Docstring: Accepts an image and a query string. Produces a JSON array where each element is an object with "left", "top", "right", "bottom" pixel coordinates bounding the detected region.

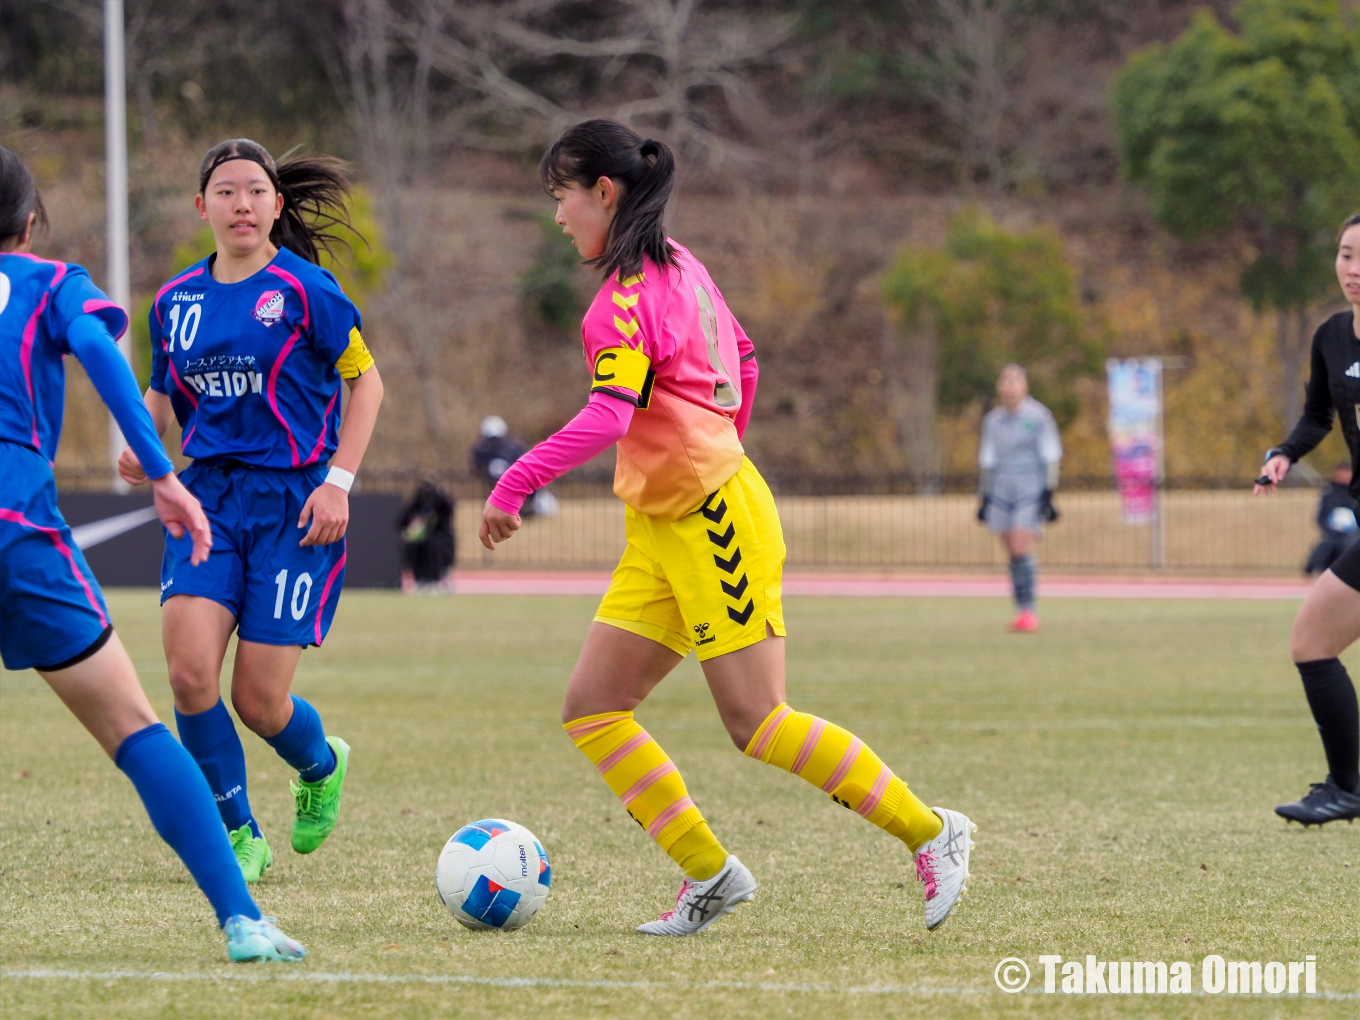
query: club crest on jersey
[{"left": 253, "top": 289, "right": 285, "bottom": 326}]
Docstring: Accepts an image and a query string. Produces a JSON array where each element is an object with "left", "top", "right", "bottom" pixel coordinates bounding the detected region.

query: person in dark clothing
[
  {"left": 471, "top": 416, "right": 527, "bottom": 490},
  {"left": 399, "top": 482, "right": 455, "bottom": 591},
  {"left": 1255, "top": 212, "right": 1360, "bottom": 826},
  {"left": 471, "top": 415, "right": 557, "bottom": 517},
  {"left": 1305, "top": 464, "right": 1358, "bottom": 577}
]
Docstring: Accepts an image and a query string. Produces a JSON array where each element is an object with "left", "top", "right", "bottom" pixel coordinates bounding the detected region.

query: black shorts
[{"left": 1329, "top": 538, "right": 1360, "bottom": 592}]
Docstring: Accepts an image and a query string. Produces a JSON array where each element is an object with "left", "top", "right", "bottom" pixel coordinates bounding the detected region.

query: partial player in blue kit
[
  {"left": 0, "top": 146, "right": 302, "bottom": 962},
  {"left": 120, "top": 138, "right": 384, "bottom": 882}
]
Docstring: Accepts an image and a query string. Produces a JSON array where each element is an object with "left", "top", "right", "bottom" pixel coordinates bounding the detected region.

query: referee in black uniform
[{"left": 1256, "top": 212, "right": 1360, "bottom": 825}]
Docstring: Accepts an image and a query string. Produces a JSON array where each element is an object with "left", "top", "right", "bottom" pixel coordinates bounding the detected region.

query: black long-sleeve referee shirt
[{"left": 1277, "top": 312, "right": 1360, "bottom": 497}]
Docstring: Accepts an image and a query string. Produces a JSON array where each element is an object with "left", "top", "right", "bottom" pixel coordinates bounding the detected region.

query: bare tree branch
[{"left": 397, "top": 0, "right": 794, "bottom": 173}]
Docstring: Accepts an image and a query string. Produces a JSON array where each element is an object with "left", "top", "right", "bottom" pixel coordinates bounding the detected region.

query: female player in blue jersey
[
  {"left": 119, "top": 139, "right": 384, "bottom": 882},
  {"left": 0, "top": 147, "right": 302, "bottom": 961}
]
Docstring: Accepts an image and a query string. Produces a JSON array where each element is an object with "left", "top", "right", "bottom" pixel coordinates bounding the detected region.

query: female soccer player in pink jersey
[{"left": 481, "top": 120, "right": 975, "bottom": 934}]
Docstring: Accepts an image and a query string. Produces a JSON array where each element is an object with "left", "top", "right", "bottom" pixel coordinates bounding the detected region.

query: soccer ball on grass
[{"left": 436, "top": 819, "right": 551, "bottom": 931}]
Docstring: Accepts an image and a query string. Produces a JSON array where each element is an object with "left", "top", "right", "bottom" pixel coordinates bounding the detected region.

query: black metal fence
[{"left": 56, "top": 467, "right": 1326, "bottom": 576}]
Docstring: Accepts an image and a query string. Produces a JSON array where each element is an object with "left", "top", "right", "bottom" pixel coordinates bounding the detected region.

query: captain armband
[
  {"left": 335, "top": 326, "right": 375, "bottom": 380},
  {"left": 591, "top": 346, "right": 655, "bottom": 408}
]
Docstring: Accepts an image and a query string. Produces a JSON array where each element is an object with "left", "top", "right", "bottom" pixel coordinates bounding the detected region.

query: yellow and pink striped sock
[
  {"left": 565, "top": 711, "right": 728, "bottom": 881},
  {"left": 745, "top": 704, "right": 943, "bottom": 851}
]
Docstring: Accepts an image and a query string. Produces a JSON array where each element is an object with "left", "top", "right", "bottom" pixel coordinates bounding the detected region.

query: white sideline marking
[
  {"left": 0, "top": 967, "right": 979, "bottom": 996},
  {"left": 4, "top": 968, "right": 1356, "bottom": 1000}
]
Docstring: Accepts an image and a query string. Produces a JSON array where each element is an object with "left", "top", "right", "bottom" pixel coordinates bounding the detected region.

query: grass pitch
[{"left": 2, "top": 592, "right": 1358, "bottom": 1019}]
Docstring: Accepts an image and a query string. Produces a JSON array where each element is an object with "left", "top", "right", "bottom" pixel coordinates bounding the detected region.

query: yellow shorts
[{"left": 595, "top": 457, "right": 787, "bottom": 660}]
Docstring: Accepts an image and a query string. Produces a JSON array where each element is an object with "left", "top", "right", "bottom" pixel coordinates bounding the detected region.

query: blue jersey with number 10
[{"left": 150, "top": 246, "right": 360, "bottom": 469}]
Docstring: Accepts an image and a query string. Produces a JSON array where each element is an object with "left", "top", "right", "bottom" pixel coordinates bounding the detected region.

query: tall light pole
[{"left": 104, "top": 0, "right": 132, "bottom": 492}]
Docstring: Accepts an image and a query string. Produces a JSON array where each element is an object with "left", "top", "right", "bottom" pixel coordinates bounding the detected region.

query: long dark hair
[
  {"left": 0, "top": 146, "right": 48, "bottom": 245},
  {"left": 198, "top": 138, "right": 358, "bottom": 264},
  {"left": 1342, "top": 212, "right": 1360, "bottom": 240},
  {"left": 539, "top": 119, "right": 678, "bottom": 281}
]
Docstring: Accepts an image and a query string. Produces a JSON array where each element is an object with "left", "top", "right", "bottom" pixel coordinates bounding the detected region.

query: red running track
[{"left": 450, "top": 570, "right": 1312, "bottom": 600}]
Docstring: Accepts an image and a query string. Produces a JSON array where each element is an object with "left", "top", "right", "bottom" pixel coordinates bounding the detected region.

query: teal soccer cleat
[{"left": 224, "top": 915, "right": 306, "bottom": 963}]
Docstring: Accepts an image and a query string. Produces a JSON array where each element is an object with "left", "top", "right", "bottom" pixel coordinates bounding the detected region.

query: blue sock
[
  {"left": 175, "top": 700, "right": 259, "bottom": 838},
  {"left": 116, "top": 724, "right": 260, "bottom": 927},
  {"left": 265, "top": 696, "right": 336, "bottom": 782},
  {"left": 1010, "top": 554, "right": 1037, "bottom": 610}
]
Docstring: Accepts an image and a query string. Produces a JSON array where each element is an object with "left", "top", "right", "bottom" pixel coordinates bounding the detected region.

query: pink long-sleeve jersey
[{"left": 491, "top": 242, "right": 756, "bottom": 519}]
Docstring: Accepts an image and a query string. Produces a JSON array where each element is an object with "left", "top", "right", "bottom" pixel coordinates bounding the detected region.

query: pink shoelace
[
  {"left": 915, "top": 851, "right": 939, "bottom": 900},
  {"left": 658, "top": 880, "right": 692, "bottom": 921}
]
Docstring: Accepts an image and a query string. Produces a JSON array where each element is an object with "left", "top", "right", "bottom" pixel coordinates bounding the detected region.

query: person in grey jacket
[{"left": 977, "top": 364, "right": 1062, "bottom": 631}]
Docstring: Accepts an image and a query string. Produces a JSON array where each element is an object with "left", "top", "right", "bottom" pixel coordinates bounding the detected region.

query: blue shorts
[
  {"left": 0, "top": 442, "right": 111, "bottom": 671},
  {"left": 162, "top": 460, "right": 346, "bottom": 646}
]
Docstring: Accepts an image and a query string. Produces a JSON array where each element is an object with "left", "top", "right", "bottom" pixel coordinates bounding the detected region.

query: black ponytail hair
[
  {"left": 1342, "top": 212, "right": 1360, "bottom": 240},
  {"left": 0, "top": 146, "right": 48, "bottom": 245},
  {"left": 198, "top": 138, "right": 359, "bottom": 264},
  {"left": 539, "top": 119, "right": 678, "bottom": 281}
]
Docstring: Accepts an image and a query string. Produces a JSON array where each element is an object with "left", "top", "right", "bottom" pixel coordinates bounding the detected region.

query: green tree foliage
[
  {"left": 1111, "top": 0, "right": 1360, "bottom": 418},
  {"left": 519, "top": 214, "right": 586, "bottom": 331},
  {"left": 128, "top": 186, "right": 390, "bottom": 388},
  {"left": 882, "top": 208, "right": 1101, "bottom": 426}
]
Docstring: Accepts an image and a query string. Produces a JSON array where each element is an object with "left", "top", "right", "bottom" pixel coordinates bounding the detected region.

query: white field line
[
  {"left": 936, "top": 716, "right": 1314, "bottom": 731},
  {"left": 0, "top": 967, "right": 978, "bottom": 996},
  {"left": 4, "top": 968, "right": 1356, "bottom": 1000}
]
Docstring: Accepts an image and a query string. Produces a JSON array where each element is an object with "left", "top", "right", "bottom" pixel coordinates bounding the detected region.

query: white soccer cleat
[
  {"left": 636, "top": 856, "right": 757, "bottom": 936},
  {"left": 914, "top": 807, "right": 975, "bottom": 931}
]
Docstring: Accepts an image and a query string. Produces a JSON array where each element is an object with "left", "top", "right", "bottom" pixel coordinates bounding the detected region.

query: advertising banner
[{"left": 1107, "top": 358, "right": 1162, "bottom": 525}]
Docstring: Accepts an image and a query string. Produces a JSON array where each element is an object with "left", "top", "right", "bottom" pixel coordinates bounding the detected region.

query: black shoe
[{"left": 1275, "top": 775, "right": 1360, "bottom": 826}]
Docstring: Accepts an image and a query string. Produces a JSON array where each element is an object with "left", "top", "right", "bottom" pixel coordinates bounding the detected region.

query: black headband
[{"left": 201, "top": 148, "right": 279, "bottom": 190}]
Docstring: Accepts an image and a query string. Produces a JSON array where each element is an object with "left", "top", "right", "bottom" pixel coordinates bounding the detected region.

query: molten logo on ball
[{"left": 436, "top": 819, "right": 551, "bottom": 931}]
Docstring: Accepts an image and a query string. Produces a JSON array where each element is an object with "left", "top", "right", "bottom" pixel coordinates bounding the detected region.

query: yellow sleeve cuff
[
  {"left": 335, "top": 326, "right": 375, "bottom": 380},
  {"left": 591, "top": 346, "right": 654, "bottom": 407}
]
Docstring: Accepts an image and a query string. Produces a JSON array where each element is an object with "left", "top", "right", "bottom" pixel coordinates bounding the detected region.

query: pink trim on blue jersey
[
  {"left": 149, "top": 249, "right": 358, "bottom": 470},
  {"left": 0, "top": 507, "right": 109, "bottom": 630},
  {"left": 304, "top": 389, "right": 340, "bottom": 466},
  {"left": 82, "top": 299, "right": 129, "bottom": 341},
  {"left": 267, "top": 264, "right": 310, "bottom": 328},
  {"left": 19, "top": 290, "right": 52, "bottom": 452},
  {"left": 152, "top": 267, "right": 207, "bottom": 440},
  {"left": 154, "top": 267, "right": 204, "bottom": 325},
  {"left": 313, "top": 549, "right": 346, "bottom": 645},
  {"left": 15, "top": 258, "right": 68, "bottom": 454},
  {"left": 264, "top": 323, "right": 305, "bottom": 467},
  {"left": 6, "top": 252, "right": 68, "bottom": 275},
  {"left": 263, "top": 264, "right": 313, "bottom": 468}
]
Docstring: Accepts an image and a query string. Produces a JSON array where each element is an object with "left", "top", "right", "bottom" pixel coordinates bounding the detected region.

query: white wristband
[{"left": 325, "top": 466, "right": 355, "bottom": 492}]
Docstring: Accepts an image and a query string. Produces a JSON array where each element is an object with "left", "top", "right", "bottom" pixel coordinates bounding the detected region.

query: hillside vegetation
[{"left": 3, "top": 0, "right": 1357, "bottom": 484}]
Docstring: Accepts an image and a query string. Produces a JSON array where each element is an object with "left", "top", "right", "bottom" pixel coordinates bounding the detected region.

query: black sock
[{"left": 1295, "top": 659, "right": 1360, "bottom": 794}]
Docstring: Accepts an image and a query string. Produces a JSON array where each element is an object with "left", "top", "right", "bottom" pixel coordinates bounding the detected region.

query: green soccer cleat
[
  {"left": 228, "top": 824, "right": 272, "bottom": 883},
  {"left": 224, "top": 915, "right": 305, "bottom": 963},
  {"left": 290, "top": 736, "right": 350, "bottom": 854}
]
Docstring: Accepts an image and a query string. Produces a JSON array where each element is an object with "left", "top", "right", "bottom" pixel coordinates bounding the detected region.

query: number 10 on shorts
[{"left": 274, "top": 569, "right": 313, "bottom": 620}]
